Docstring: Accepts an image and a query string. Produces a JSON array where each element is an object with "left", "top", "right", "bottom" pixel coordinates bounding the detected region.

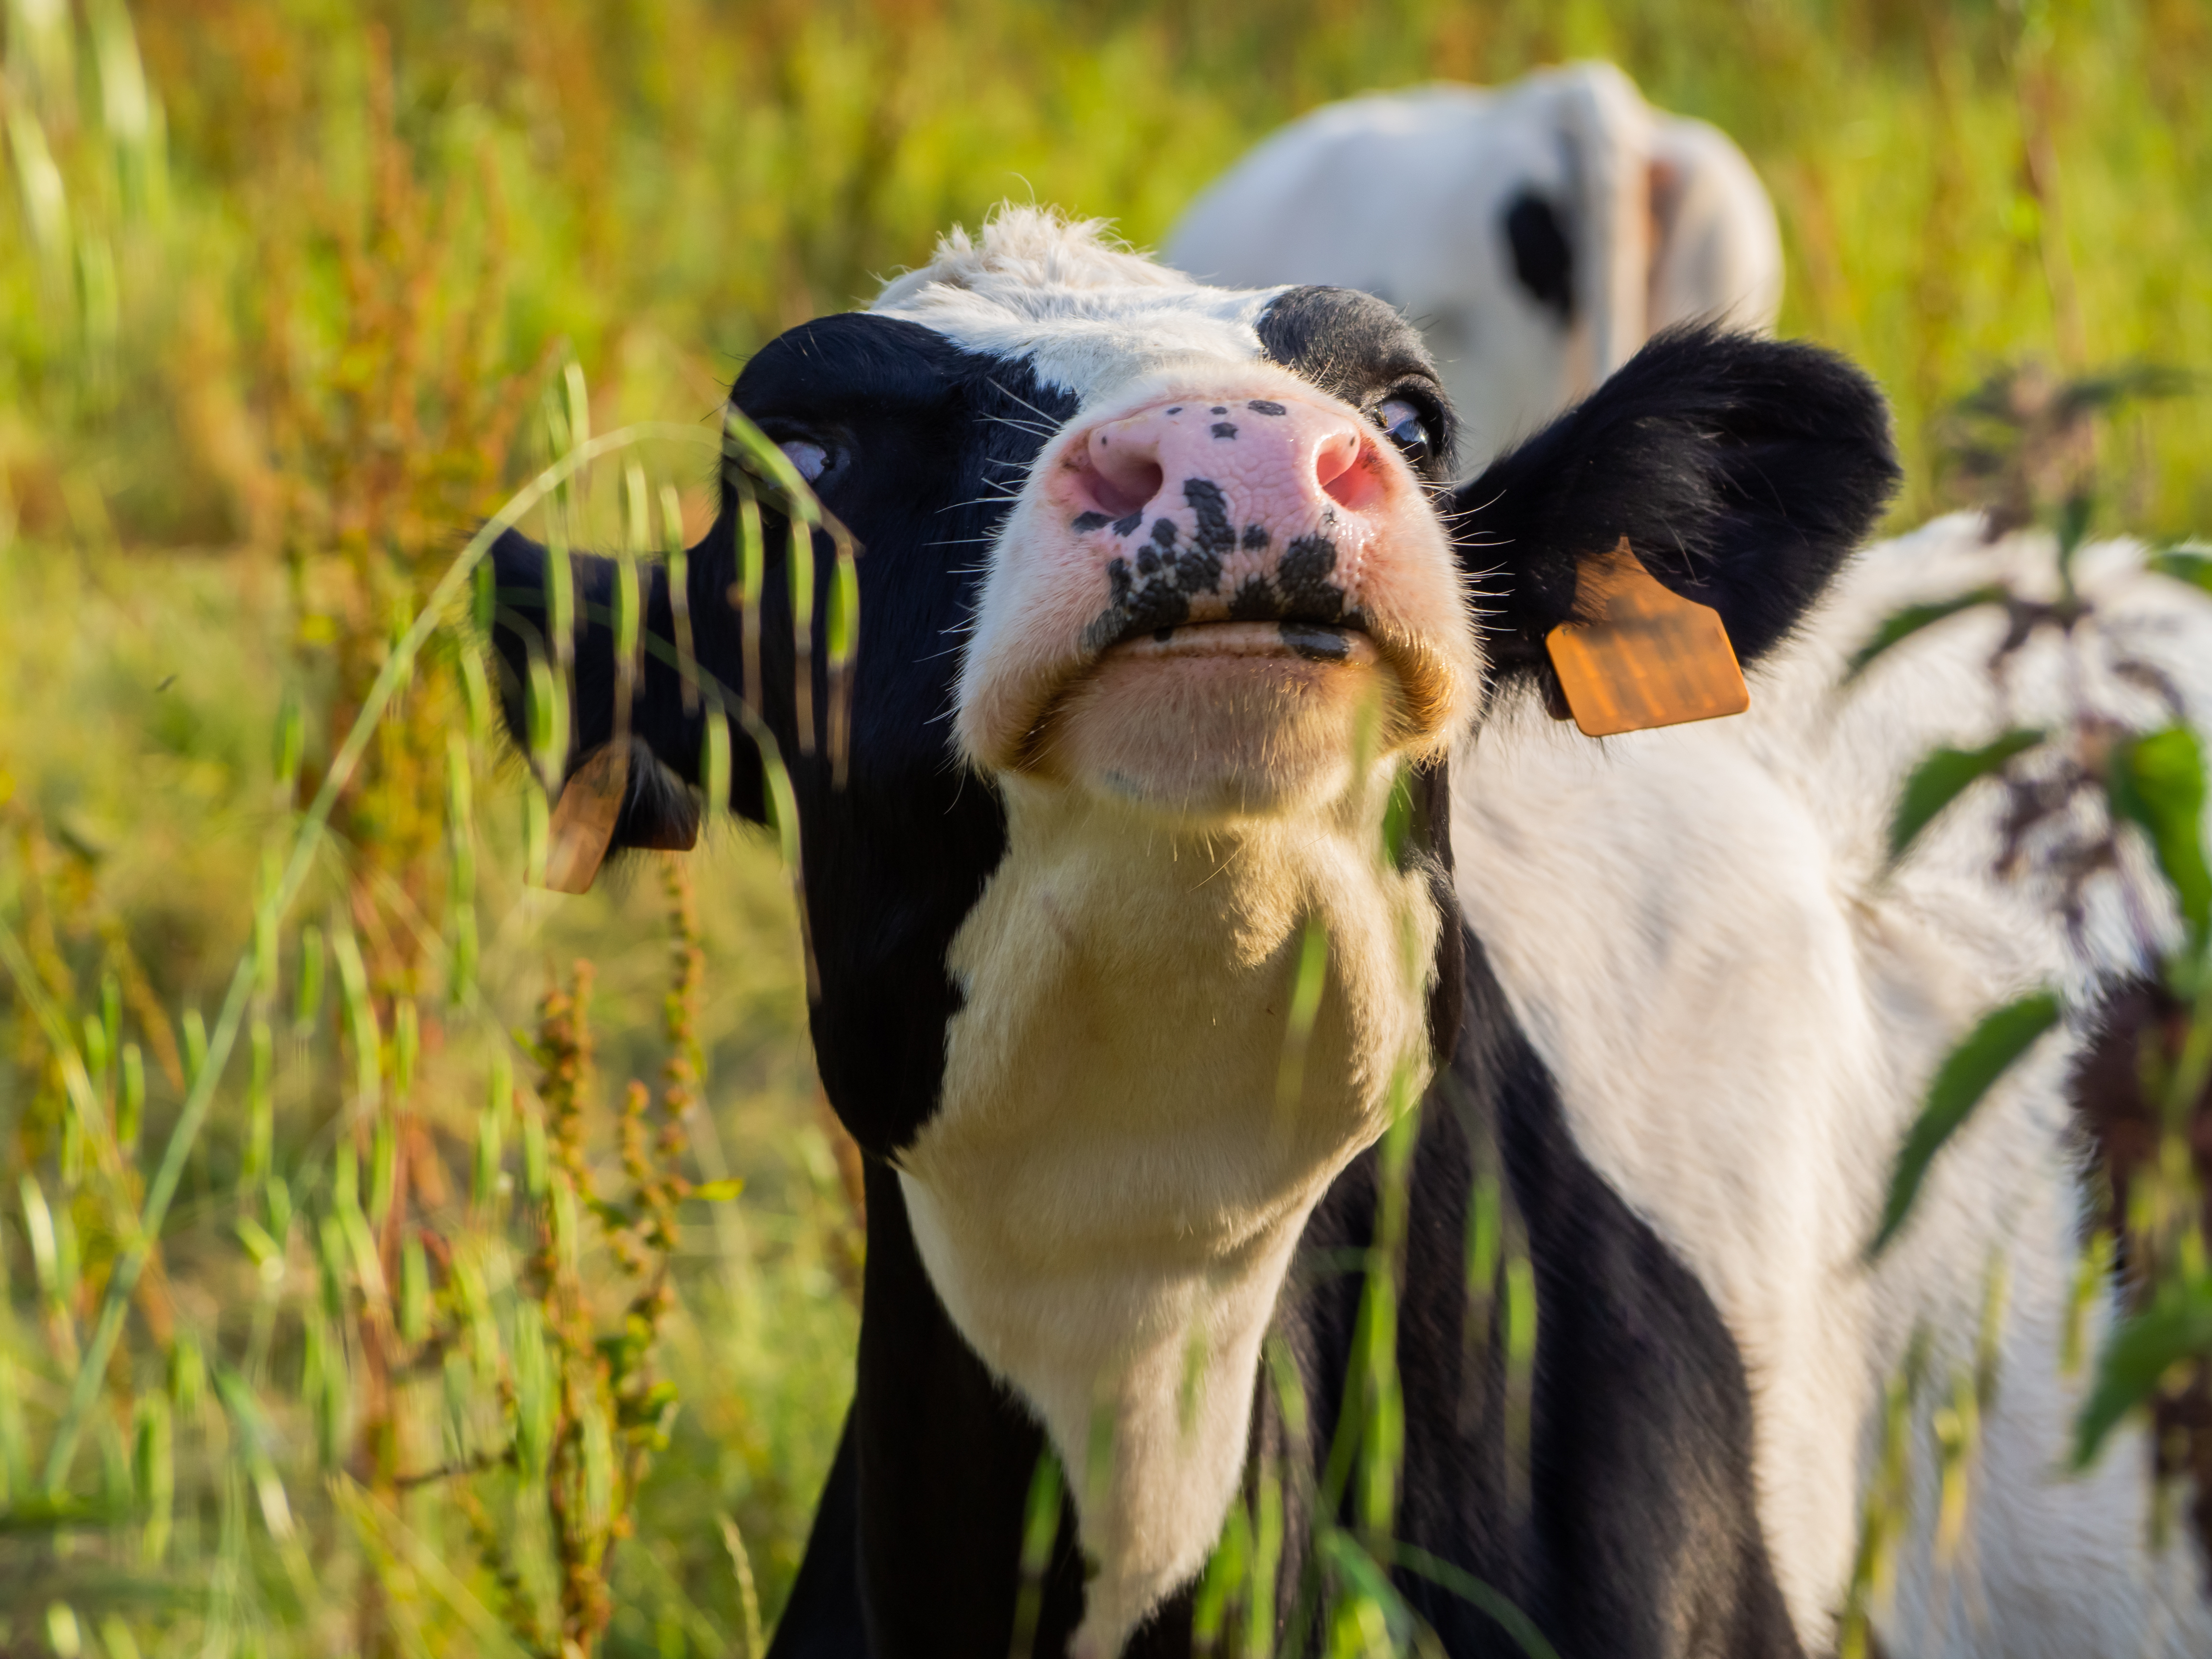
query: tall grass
[{"left": 1, "top": 0, "right": 2209, "bottom": 1654}]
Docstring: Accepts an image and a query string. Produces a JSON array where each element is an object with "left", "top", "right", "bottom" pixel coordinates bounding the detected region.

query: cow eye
[
  {"left": 1375, "top": 397, "right": 1434, "bottom": 468},
  {"left": 779, "top": 439, "right": 833, "bottom": 483}
]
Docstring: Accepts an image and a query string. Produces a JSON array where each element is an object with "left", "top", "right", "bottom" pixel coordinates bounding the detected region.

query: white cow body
[
  {"left": 1458, "top": 515, "right": 2212, "bottom": 1655},
  {"left": 1167, "top": 63, "right": 1784, "bottom": 469}
]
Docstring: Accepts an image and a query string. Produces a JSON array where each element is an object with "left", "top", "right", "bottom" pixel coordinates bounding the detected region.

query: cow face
[{"left": 486, "top": 208, "right": 1896, "bottom": 1656}]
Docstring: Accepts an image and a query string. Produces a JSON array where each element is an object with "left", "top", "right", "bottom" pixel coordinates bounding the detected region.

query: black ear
[
  {"left": 1449, "top": 325, "right": 1900, "bottom": 682},
  {"left": 485, "top": 526, "right": 766, "bottom": 846}
]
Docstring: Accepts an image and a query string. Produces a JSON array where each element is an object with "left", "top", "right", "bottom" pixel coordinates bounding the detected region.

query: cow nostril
[
  {"left": 1316, "top": 431, "right": 1384, "bottom": 513},
  {"left": 1075, "top": 453, "right": 1165, "bottom": 519}
]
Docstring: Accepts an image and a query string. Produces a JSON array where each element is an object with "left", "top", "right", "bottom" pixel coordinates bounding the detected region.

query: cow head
[{"left": 487, "top": 209, "right": 1895, "bottom": 1653}]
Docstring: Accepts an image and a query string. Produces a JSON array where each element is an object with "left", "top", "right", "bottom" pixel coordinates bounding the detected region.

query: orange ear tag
[
  {"left": 543, "top": 742, "right": 629, "bottom": 894},
  {"left": 1544, "top": 538, "right": 1750, "bottom": 738}
]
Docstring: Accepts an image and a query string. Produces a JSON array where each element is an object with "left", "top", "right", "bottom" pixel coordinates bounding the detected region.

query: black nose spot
[
  {"left": 1153, "top": 627, "right": 1175, "bottom": 643},
  {"left": 1166, "top": 406, "right": 1183, "bottom": 416},
  {"left": 1111, "top": 510, "right": 1144, "bottom": 537},
  {"left": 1210, "top": 406, "right": 1227, "bottom": 415},
  {"left": 1228, "top": 575, "right": 1277, "bottom": 621},
  {"left": 1241, "top": 524, "right": 1271, "bottom": 551},
  {"left": 1072, "top": 511, "right": 1110, "bottom": 533},
  {"left": 1247, "top": 400, "right": 1287, "bottom": 417},
  {"left": 1211, "top": 422, "right": 1238, "bottom": 440},
  {"left": 1276, "top": 534, "right": 1345, "bottom": 624},
  {"left": 1183, "top": 479, "right": 1235, "bottom": 565},
  {"left": 1150, "top": 518, "right": 1178, "bottom": 551}
]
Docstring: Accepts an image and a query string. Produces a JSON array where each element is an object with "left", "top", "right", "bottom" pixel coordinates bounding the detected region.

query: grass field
[{"left": 2, "top": 1, "right": 2210, "bottom": 1654}]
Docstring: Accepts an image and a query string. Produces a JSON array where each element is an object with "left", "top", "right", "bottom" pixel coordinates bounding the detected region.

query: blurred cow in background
[{"left": 1167, "top": 62, "right": 1784, "bottom": 470}]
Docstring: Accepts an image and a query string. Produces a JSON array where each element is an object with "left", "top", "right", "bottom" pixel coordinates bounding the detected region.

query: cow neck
[{"left": 895, "top": 762, "right": 1441, "bottom": 1655}]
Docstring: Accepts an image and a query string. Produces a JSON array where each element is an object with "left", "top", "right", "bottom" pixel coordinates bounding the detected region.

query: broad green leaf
[
  {"left": 2072, "top": 1274, "right": 2212, "bottom": 1469},
  {"left": 1870, "top": 991, "right": 2063, "bottom": 1258},
  {"left": 1888, "top": 730, "right": 2045, "bottom": 865},
  {"left": 1847, "top": 586, "right": 2009, "bottom": 681},
  {"left": 2107, "top": 725, "right": 2212, "bottom": 943},
  {"left": 2149, "top": 549, "right": 2212, "bottom": 596}
]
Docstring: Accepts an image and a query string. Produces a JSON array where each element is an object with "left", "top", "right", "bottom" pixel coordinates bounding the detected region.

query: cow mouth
[
  {"left": 1009, "top": 611, "right": 1462, "bottom": 818},
  {"left": 1102, "top": 618, "right": 1380, "bottom": 668}
]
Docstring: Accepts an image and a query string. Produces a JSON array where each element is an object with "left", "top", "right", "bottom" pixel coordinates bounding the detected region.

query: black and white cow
[
  {"left": 489, "top": 210, "right": 2212, "bottom": 1657},
  {"left": 1167, "top": 64, "right": 1785, "bottom": 472}
]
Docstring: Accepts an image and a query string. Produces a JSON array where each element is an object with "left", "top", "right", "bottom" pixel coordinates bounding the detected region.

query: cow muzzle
[{"left": 956, "top": 376, "right": 1479, "bottom": 817}]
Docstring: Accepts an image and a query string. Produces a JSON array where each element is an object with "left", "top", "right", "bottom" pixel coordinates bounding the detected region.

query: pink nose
[{"left": 1048, "top": 393, "right": 1398, "bottom": 644}]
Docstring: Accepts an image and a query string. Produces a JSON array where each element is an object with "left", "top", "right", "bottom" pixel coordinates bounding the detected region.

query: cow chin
[{"left": 1034, "top": 623, "right": 1410, "bottom": 820}]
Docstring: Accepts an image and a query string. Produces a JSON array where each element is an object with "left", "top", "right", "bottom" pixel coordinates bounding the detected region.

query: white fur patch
[
  {"left": 1455, "top": 515, "right": 2212, "bottom": 1654},
  {"left": 901, "top": 767, "right": 1439, "bottom": 1656},
  {"left": 873, "top": 208, "right": 1287, "bottom": 406}
]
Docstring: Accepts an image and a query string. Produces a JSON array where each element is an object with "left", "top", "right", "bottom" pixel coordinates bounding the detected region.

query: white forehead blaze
[{"left": 870, "top": 207, "right": 1288, "bottom": 403}]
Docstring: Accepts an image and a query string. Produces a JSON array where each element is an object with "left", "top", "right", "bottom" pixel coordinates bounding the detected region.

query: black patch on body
[
  {"left": 1503, "top": 190, "right": 1575, "bottom": 324},
  {"left": 1270, "top": 928, "right": 1803, "bottom": 1659}
]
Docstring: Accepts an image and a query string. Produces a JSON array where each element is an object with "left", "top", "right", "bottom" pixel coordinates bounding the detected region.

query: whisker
[{"left": 988, "top": 377, "right": 1069, "bottom": 426}]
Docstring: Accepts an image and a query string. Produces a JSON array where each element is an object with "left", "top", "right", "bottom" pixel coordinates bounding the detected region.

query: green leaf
[
  {"left": 2107, "top": 724, "right": 2212, "bottom": 943},
  {"left": 1847, "top": 586, "right": 2009, "bottom": 681},
  {"left": 1888, "top": 729, "right": 2045, "bottom": 865},
  {"left": 1869, "top": 991, "right": 2063, "bottom": 1258},
  {"left": 2072, "top": 1274, "right": 2212, "bottom": 1469},
  {"left": 2148, "top": 549, "right": 2212, "bottom": 596}
]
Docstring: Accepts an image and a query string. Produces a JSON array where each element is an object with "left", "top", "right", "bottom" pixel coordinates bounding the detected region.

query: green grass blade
[
  {"left": 1869, "top": 991, "right": 2062, "bottom": 1258},
  {"left": 36, "top": 420, "right": 724, "bottom": 1495},
  {"left": 1387, "top": 1542, "right": 1561, "bottom": 1659}
]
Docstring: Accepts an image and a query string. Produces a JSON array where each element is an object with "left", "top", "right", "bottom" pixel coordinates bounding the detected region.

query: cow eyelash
[{"left": 1373, "top": 394, "right": 1440, "bottom": 469}]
